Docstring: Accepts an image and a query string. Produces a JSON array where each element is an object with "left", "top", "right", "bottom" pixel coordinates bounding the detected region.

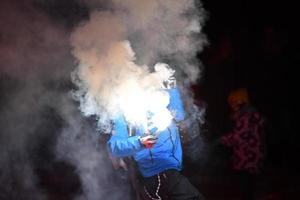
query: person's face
[{"left": 228, "top": 100, "right": 240, "bottom": 112}]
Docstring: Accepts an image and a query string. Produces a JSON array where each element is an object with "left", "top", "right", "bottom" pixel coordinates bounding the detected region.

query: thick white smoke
[
  {"left": 71, "top": 0, "right": 207, "bottom": 132},
  {"left": 0, "top": 0, "right": 207, "bottom": 199},
  {"left": 0, "top": 0, "right": 72, "bottom": 199},
  {"left": 56, "top": 98, "right": 133, "bottom": 200}
]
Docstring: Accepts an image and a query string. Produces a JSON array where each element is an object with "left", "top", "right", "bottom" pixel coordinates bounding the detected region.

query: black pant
[
  {"left": 142, "top": 169, "right": 205, "bottom": 200},
  {"left": 237, "top": 171, "right": 254, "bottom": 200}
]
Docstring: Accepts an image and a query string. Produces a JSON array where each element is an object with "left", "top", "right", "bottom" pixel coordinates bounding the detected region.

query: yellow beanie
[{"left": 228, "top": 88, "right": 249, "bottom": 107}]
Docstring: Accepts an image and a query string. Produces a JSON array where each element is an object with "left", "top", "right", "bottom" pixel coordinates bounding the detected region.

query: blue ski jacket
[{"left": 107, "top": 87, "right": 185, "bottom": 177}]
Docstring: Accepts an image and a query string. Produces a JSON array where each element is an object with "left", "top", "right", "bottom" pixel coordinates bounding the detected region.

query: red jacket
[{"left": 222, "top": 105, "right": 265, "bottom": 173}]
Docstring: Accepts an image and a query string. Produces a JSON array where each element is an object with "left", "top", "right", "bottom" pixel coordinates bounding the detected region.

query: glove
[
  {"left": 154, "top": 63, "right": 176, "bottom": 89},
  {"left": 163, "top": 76, "right": 176, "bottom": 89},
  {"left": 139, "top": 134, "right": 157, "bottom": 148}
]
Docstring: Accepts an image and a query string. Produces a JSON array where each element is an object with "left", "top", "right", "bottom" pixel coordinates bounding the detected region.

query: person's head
[{"left": 227, "top": 88, "right": 249, "bottom": 112}]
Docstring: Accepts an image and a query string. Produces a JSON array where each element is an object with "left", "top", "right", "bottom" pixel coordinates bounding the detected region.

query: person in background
[
  {"left": 221, "top": 88, "right": 265, "bottom": 200},
  {"left": 107, "top": 76, "right": 204, "bottom": 200}
]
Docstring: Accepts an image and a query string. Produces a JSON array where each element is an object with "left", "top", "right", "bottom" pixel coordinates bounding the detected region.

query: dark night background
[
  {"left": 0, "top": 0, "right": 299, "bottom": 199},
  {"left": 200, "top": 0, "right": 298, "bottom": 170},
  {"left": 192, "top": 1, "right": 299, "bottom": 199}
]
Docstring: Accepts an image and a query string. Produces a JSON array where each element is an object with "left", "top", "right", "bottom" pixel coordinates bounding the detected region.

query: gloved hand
[
  {"left": 154, "top": 63, "right": 176, "bottom": 89},
  {"left": 163, "top": 76, "right": 176, "bottom": 89},
  {"left": 139, "top": 134, "right": 157, "bottom": 148}
]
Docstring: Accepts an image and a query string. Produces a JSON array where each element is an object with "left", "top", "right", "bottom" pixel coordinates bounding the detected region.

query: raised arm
[{"left": 167, "top": 87, "right": 185, "bottom": 122}]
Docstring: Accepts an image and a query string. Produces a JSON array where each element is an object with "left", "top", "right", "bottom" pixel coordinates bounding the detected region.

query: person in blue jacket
[{"left": 108, "top": 85, "right": 204, "bottom": 200}]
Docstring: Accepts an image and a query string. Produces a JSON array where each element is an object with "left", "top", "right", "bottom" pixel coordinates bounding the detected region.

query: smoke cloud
[
  {"left": 0, "top": 0, "right": 207, "bottom": 199},
  {"left": 0, "top": 0, "right": 73, "bottom": 199},
  {"left": 0, "top": 0, "right": 150, "bottom": 199},
  {"left": 71, "top": 0, "right": 207, "bottom": 134},
  {"left": 55, "top": 99, "right": 133, "bottom": 200}
]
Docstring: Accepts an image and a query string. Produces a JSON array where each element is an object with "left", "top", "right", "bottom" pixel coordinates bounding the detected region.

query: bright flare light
[{"left": 116, "top": 75, "right": 173, "bottom": 134}]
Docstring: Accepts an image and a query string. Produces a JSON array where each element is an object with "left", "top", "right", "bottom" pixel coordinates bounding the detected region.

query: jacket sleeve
[
  {"left": 167, "top": 87, "right": 185, "bottom": 122},
  {"left": 107, "top": 115, "right": 144, "bottom": 157}
]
